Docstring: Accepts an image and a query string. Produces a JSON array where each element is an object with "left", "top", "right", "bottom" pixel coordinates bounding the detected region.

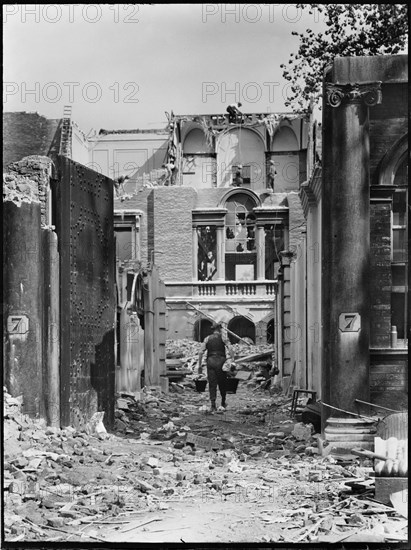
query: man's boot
[{"left": 210, "top": 401, "right": 217, "bottom": 412}]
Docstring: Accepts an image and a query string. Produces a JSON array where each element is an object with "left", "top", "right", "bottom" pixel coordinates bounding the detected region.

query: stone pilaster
[
  {"left": 216, "top": 226, "right": 225, "bottom": 281},
  {"left": 322, "top": 81, "right": 382, "bottom": 429},
  {"left": 256, "top": 226, "right": 266, "bottom": 280},
  {"left": 192, "top": 227, "right": 198, "bottom": 280}
]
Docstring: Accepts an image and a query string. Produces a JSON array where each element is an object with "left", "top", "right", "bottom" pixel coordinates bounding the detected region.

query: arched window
[{"left": 225, "top": 193, "right": 257, "bottom": 280}]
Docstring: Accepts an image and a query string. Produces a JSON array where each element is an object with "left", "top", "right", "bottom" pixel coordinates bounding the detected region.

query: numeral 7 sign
[
  {"left": 339, "top": 312, "right": 361, "bottom": 332},
  {"left": 7, "top": 315, "right": 29, "bottom": 334}
]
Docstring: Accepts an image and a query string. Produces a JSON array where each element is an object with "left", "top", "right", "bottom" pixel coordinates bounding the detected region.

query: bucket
[
  {"left": 195, "top": 379, "right": 208, "bottom": 393},
  {"left": 226, "top": 377, "right": 240, "bottom": 394}
]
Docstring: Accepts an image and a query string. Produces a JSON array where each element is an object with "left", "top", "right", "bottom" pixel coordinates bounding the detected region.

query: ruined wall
[
  {"left": 150, "top": 187, "right": 196, "bottom": 281},
  {"left": 6, "top": 156, "right": 54, "bottom": 227},
  {"left": 3, "top": 112, "right": 62, "bottom": 170},
  {"left": 3, "top": 156, "right": 59, "bottom": 424}
]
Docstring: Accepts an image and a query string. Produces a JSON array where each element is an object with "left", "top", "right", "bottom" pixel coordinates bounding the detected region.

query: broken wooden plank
[
  {"left": 235, "top": 351, "right": 272, "bottom": 363},
  {"left": 120, "top": 517, "right": 162, "bottom": 533}
]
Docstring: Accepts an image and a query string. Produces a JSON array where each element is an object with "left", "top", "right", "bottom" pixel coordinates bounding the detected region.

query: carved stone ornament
[{"left": 326, "top": 82, "right": 382, "bottom": 108}]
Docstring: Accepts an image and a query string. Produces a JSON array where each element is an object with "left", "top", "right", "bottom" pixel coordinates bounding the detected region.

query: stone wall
[
  {"left": 3, "top": 112, "right": 61, "bottom": 170},
  {"left": 150, "top": 188, "right": 196, "bottom": 281},
  {"left": 3, "top": 156, "right": 59, "bottom": 424}
]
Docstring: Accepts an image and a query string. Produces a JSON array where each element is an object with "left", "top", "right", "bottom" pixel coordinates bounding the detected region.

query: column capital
[{"left": 325, "top": 81, "right": 382, "bottom": 108}]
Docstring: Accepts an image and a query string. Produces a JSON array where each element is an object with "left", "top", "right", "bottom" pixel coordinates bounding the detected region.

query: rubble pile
[
  {"left": 4, "top": 383, "right": 408, "bottom": 543},
  {"left": 165, "top": 339, "right": 277, "bottom": 393}
]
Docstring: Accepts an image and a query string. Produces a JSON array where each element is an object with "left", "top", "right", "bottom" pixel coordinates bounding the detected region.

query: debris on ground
[{"left": 3, "top": 375, "right": 408, "bottom": 543}]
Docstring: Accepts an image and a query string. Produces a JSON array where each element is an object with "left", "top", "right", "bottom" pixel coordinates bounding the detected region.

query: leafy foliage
[{"left": 281, "top": 4, "right": 409, "bottom": 113}]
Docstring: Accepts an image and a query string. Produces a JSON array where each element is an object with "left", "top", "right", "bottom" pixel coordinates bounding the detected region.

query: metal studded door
[{"left": 56, "top": 156, "right": 115, "bottom": 428}]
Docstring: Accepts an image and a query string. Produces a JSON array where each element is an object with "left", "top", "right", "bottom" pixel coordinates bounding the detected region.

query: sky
[{"left": 3, "top": 4, "right": 328, "bottom": 134}]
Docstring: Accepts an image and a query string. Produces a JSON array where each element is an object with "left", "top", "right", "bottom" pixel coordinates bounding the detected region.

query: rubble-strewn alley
[{"left": 4, "top": 342, "right": 407, "bottom": 544}]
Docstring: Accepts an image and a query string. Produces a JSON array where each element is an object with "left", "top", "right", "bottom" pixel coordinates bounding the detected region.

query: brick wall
[
  {"left": 3, "top": 112, "right": 62, "bottom": 170},
  {"left": 370, "top": 202, "right": 392, "bottom": 348},
  {"left": 370, "top": 351, "right": 408, "bottom": 410}
]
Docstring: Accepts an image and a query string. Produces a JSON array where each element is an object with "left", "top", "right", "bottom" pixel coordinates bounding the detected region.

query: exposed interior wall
[
  {"left": 182, "top": 155, "right": 216, "bottom": 189},
  {"left": 90, "top": 131, "right": 169, "bottom": 182},
  {"left": 268, "top": 152, "right": 301, "bottom": 193},
  {"left": 216, "top": 128, "right": 266, "bottom": 189}
]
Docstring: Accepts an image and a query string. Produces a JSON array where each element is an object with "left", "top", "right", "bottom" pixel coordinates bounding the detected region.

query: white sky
[{"left": 3, "top": 4, "right": 327, "bottom": 133}]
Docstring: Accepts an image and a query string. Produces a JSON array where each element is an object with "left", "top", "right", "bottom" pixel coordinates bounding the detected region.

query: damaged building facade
[
  {"left": 3, "top": 54, "right": 407, "bottom": 429},
  {"left": 89, "top": 112, "right": 309, "bottom": 395}
]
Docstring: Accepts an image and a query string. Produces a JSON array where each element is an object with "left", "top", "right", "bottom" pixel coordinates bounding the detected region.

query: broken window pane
[
  {"left": 115, "top": 227, "right": 133, "bottom": 262},
  {"left": 197, "top": 226, "right": 217, "bottom": 281}
]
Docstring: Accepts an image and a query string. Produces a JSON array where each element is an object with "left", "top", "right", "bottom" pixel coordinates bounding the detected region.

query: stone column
[
  {"left": 322, "top": 82, "right": 382, "bottom": 424},
  {"left": 216, "top": 226, "right": 225, "bottom": 281},
  {"left": 256, "top": 226, "right": 265, "bottom": 280}
]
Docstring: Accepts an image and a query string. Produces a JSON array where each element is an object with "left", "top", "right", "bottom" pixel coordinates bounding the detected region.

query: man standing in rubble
[{"left": 198, "top": 323, "right": 234, "bottom": 412}]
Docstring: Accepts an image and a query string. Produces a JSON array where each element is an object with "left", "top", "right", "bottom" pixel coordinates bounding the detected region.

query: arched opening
[
  {"left": 193, "top": 318, "right": 214, "bottom": 342},
  {"left": 216, "top": 128, "right": 265, "bottom": 188},
  {"left": 267, "top": 318, "right": 275, "bottom": 344},
  {"left": 228, "top": 316, "right": 255, "bottom": 344},
  {"left": 272, "top": 125, "right": 299, "bottom": 151},
  {"left": 183, "top": 128, "right": 212, "bottom": 154}
]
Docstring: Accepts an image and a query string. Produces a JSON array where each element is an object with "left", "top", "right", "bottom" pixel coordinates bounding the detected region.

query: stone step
[
  {"left": 324, "top": 432, "right": 375, "bottom": 442},
  {"left": 325, "top": 426, "right": 376, "bottom": 434}
]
